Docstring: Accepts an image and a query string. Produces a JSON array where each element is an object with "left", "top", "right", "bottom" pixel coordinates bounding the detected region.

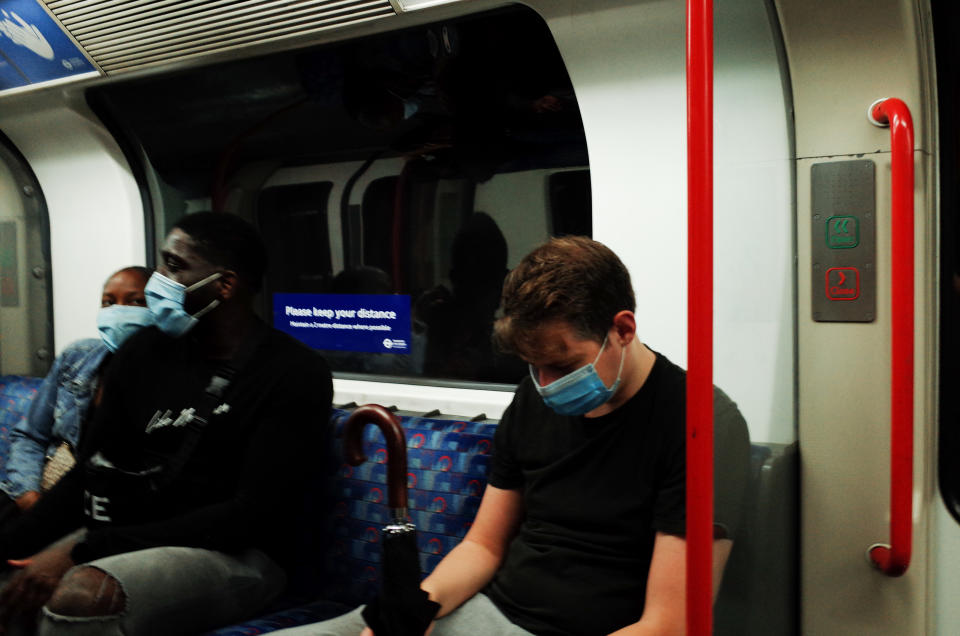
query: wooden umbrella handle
[{"left": 343, "top": 404, "right": 408, "bottom": 511}]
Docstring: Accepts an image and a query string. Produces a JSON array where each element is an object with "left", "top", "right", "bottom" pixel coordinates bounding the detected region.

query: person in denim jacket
[{"left": 0, "top": 266, "right": 153, "bottom": 524}]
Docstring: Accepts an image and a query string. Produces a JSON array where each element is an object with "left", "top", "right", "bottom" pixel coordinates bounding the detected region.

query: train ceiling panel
[{"left": 44, "top": 0, "right": 398, "bottom": 74}]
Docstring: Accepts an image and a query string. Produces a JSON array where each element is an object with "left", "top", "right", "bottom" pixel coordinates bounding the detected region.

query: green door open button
[{"left": 826, "top": 215, "right": 859, "bottom": 248}]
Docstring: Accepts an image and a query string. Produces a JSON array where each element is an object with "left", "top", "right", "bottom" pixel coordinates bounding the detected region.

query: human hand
[
  {"left": 0, "top": 542, "right": 75, "bottom": 631},
  {"left": 14, "top": 491, "right": 40, "bottom": 512}
]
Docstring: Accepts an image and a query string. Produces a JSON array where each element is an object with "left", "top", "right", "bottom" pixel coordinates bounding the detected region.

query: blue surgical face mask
[
  {"left": 145, "top": 271, "right": 222, "bottom": 338},
  {"left": 531, "top": 335, "right": 626, "bottom": 416},
  {"left": 96, "top": 305, "right": 155, "bottom": 352}
]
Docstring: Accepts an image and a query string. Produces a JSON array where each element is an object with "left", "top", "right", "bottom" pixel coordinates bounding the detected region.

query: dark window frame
[{"left": 933, "top": 0, "right": 960, "bottom": 524}]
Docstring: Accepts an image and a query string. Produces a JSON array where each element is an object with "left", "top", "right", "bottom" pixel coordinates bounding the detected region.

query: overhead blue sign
[
  {"left": 0, "top": 0, "right": 96, "bottom": 90},
  {"left": 274, "top": 293, "right": 412, "bottom": 355}
]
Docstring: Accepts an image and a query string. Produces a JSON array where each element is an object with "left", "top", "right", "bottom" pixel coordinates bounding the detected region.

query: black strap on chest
[{"left": 150, "top": 321, "right": 267, "bottom": 491}]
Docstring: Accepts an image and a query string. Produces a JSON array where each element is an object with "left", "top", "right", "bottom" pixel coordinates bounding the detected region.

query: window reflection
[{"left": 89, "top": 5, "right": 589, "bottom": 386}]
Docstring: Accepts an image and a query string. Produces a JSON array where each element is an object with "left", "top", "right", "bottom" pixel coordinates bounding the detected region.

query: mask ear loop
[
  {"left": 192, "top": 299, "right": 221, "bottom": 319},
  {"left": 593, "top": 333, "right": 625, "bottom": 390},
  {"left": 590, "top": 334, "right": 611, "bottom": 365},
  {"left": 185, "top": 272, "right": 222, "bottom": 292},
  {"left": 186, "top": 272, "right": 224, "bottom": 319},
  {"left": 611, "top": 340, "right": 627, "bottom": 383}
]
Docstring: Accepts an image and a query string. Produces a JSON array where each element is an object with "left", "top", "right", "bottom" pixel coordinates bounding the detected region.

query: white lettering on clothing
[
  {"left": 84, "top": 491, "right": 112, "bottom": 522},
  {"left": 145, "top": 409, "right": 173, "bottom": 434},
  {"left": 145, "top": 407, "right": 196, "bottom": 434}
]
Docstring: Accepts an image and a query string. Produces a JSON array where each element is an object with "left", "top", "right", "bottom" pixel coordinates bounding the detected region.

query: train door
[
  {"left": 0, "top": 134, "right": 52, "bottom": 377},
  {"left": 776, "top": 1, "right": 940, "bottom": 633}
]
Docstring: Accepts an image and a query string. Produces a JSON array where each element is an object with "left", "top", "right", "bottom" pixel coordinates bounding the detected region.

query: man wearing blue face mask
[
  {"left": 0, "top": 266, "right": 152, "bottom": 527},
  {"left": 434, "top": 237, "right": 747, "bottom": 635},
  {"left": 0, "top": 213, "right": 333, "bottom": 635},
  {"left": 278, "top": 236, "right": 749, "bottom": 636},
  {"left": 476, "top": 237, "right": 747, "bottom": 636}
]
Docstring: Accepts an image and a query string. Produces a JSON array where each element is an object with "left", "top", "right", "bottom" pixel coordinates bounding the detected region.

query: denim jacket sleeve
[{"left": 1, "top": 340, "right": 107, "bottom": 498}]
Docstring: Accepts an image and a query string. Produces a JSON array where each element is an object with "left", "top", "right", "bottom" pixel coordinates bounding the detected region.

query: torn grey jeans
[{"left": 37, "top": 546, "right": 285, "bottom": 636}]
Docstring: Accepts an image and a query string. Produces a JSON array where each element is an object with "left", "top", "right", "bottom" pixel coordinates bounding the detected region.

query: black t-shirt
[
  {"left": 485, "top": 351, "right": 750, "bottom": 636},
  {"left": 0, "top": 323, "right": 333, "bottom": 568}
]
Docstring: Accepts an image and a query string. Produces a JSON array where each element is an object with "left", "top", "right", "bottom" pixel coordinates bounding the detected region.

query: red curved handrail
[
  {"left": 868, "top": 98, "right": 915, "bottom": 577},
  {"left": 343, "top": 404, "right": 409, "bottom": 511},
  {"left": 686, "top": 0, "right": 713, "bottom": 633}
]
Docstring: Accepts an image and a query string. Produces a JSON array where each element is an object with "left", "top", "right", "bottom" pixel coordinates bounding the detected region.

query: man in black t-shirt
[
  {"left": 279, "top": 236, "right": 749, "bottom": 636},
  {"left": 480, "top": 344, "right": 748, "bottom": 635},
  {"left": 0, "top": 213, "right": 333, "bottom": 635},
  {"left": 422, "top": 236, "right": 749, "bottom": 635}
]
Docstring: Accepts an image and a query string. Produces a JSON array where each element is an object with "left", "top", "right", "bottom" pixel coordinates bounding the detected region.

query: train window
[
  {"left": 87, "top": 5, "right": 588, "bottom": 386},
  {"left": 0, "top": 133, "right": 53, "bottom": 377}
]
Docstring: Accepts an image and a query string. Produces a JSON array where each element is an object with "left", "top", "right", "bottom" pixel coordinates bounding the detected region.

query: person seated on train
[
  {"left": 0, "top": 265, "right": 153, "bottom": 528},
  {"left": 271, "top": 235, "right": 750, "bottom": 636},
  {"left": 0, "top": 212, "right": 334, "bottom": 635}
]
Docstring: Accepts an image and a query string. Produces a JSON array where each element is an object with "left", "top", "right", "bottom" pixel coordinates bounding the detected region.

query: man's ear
[
  {"left": 217, "top": 270, "right": 240, "bottom": 300},
  {"left": 612, "top": 310, "right": 637, "bottom": 346}
]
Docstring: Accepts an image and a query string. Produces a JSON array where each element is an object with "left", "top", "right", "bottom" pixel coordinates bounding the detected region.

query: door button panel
[{"left": 811, "top": 160, "right": 876, "bottom": 322}]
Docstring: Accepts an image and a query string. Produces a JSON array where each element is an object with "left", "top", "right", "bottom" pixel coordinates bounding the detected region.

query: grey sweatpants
[
  {"left": 271, "top": 593, "right": 535, "bottom": 636},
  {"left": 35, "top": 546, "right": 285, "bottom": 636}
]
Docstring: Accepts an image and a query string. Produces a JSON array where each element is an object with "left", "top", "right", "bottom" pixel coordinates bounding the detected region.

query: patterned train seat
[
  {"left": 316, "top": 408, "right": 495, "bottom": 608},
  {"left": 206, "top": 406, "right": 498, "bottom": 635}
]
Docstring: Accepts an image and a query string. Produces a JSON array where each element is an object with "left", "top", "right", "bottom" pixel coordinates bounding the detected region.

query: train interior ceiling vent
[{"left": 44, "top": 0, "right": 397, "bottom": 75}]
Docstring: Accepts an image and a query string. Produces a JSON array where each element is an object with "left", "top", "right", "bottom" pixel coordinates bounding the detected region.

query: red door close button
[{"left": 825, "top": 267, "right": 860, "bottom": 300}]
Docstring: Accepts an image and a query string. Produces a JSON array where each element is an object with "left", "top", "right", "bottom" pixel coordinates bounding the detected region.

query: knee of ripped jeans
[{"left": 45, "top": 566, "right": 126, "bottom": 619}]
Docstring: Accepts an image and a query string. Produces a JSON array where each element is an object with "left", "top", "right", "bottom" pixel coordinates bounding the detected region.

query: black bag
[{"left": 82, "top": 451, "right": 167, "bottom": 527}]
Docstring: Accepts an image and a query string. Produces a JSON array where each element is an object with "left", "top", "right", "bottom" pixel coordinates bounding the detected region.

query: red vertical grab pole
[
  {"left": 686, "top": 0, "right": 713, "bottom": 633},
  {"left": 867, "top": 98, "right": 914, "bottom": 577}
]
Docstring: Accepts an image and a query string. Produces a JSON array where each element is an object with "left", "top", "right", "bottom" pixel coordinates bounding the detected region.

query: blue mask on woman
[
  {"left": 145, "top": 271, "right": 222, "bottom": 338},
  {"left": 531, "top": 335, "right": 626, "bottom": 416},
  {"left": 97, "top": 305, "right": 155, "bottom": 352}
]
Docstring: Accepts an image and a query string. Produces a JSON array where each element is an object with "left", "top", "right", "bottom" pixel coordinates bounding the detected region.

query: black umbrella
[{"left": 343, "top": 404, "right": 440, "bottom": 636}]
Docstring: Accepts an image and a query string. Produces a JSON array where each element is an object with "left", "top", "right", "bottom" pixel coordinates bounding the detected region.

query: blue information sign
[
  {"left": 273, "top": 293, "right": 412, "bottom": 355},
  {"left": 0, "top": 0, "right": 96, "bottom": 91}
]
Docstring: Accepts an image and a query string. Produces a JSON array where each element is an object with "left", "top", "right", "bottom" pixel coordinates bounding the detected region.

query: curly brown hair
[{"left": 494, "top": 236, "right": 635, "bottom": 357}]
